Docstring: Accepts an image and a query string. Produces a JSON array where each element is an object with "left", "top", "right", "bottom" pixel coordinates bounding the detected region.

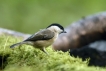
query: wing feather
[{"left": 24, "top": 29, "right": 54, "bottom": 41}]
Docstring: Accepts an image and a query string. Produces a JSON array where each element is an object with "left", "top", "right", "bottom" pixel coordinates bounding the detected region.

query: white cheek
[
  {"left": 48, "top": 26, "right": 62, "bottom": 33},
  {"left": 53, "top": 26, "right": 62, "bottom": 32},
  {"left": 60, "top": 30, "right": 63, "bottom": 33}
]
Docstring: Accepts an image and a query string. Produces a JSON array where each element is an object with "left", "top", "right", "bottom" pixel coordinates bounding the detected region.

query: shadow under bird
[{"left": 10, "top": 23, "right": 66, "bottom": 54}]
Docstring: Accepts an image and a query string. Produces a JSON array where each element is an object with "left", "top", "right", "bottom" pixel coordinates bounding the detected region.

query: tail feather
[{"left": 10, "top": 42, "right": 23, "bottom": 48}]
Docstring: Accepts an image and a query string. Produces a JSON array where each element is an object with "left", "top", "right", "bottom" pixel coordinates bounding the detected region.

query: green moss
[{"left": 0, "top": 35, "right": 105, "bottom": 71}]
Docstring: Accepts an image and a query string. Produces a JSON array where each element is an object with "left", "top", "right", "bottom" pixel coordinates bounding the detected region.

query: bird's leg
[{"left": 41, "top": 47, "right": 49, "bottom": 55}]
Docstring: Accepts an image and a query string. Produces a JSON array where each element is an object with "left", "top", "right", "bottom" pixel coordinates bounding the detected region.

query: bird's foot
[{"left": 41, "top": 47, "right": 49, "bottom": 55}]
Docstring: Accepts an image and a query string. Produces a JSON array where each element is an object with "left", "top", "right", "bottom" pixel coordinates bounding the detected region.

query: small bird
[{"left": 10, "top": 23, "right": 66, "bottom": 54}]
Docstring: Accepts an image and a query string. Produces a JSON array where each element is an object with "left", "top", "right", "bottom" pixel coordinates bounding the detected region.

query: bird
[{"left": 10, "top": 23, "right": 66, "bottom": 54}]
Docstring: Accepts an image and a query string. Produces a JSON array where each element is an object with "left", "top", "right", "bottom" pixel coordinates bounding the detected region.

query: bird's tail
[{"left": 10, "top": 42, "right": 24, "bottom": 48}]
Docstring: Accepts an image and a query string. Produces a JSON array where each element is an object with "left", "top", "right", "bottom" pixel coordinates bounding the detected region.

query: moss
[{"left": 0, "top": 35, "right": 105, "bottom": 71}]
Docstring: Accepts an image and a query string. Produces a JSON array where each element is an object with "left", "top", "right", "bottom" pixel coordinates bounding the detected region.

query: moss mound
[{"left": 0, "top": 35, "right": 105, "bottom": 71}]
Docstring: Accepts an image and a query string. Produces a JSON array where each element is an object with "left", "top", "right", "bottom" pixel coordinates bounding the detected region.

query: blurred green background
[{"left": 0, "top": 0, "right": 106, "bottom": 34}]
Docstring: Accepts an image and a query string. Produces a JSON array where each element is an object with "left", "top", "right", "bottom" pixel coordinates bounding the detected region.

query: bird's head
[{"left": 47, "top": 23, "right": 66, "bottom": 34}]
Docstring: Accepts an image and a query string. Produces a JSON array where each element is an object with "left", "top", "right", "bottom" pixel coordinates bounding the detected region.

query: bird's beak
[{"left": 63, "top": 31, "right": 67, "bottom": 33}]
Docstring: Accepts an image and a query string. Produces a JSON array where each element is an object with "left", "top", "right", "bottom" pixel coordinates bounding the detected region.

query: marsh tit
[{"left": 10, "top": 23, "right": 66, "bottom": 54}]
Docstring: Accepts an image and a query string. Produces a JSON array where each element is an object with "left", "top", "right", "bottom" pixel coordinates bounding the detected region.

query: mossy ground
[{"left": 0, "top": 35, "right": 105, "bottom": 71}]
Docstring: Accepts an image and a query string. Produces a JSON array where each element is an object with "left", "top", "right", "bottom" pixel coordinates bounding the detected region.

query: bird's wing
[{"left": 24, "top": 29, "right": 54, "bottom": 41}]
